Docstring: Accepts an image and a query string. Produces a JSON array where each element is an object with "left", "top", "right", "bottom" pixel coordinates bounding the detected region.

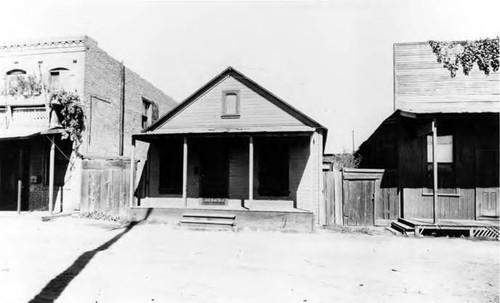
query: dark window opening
[
  {"left": 142, "top": 98, "right": 158, "bottom": 129},
  {"left": 258, "top": 140, "right": 289, "bottom": 197},
  {"left": 49, "top": 68, "right": 69, "bottom": 92},
  {"left": 159, "top": 140, "right": 183, "bottom": 195}
]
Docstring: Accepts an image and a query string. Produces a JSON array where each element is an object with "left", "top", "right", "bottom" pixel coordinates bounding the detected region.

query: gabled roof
[{"left": 145, "top": 66, "right": 327, "bottom": 136}]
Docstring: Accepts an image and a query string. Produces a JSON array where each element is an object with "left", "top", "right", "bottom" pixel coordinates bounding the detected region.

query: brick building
[{"left": 0, "top": 36, "right": 176, "bottom": 213}]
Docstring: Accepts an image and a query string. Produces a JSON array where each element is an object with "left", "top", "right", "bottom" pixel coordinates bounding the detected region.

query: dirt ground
[{"left": 0, "top": 214, "right": 498, "bottom": 303}]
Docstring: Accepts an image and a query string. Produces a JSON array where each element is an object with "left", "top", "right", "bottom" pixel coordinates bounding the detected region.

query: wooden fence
[
  {"left": 323, "top": 168, "right": 400, "bottom": 226},
  {"left": 80, "top": 159, "right": 130, "bottom": 218}
]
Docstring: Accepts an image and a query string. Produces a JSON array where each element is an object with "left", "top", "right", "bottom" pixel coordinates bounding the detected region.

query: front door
[
  {"left": 476, "top": 149, "right": 499, "bottom": 219},
  {"left": 200, "top": 141, "right": 228, "bottom": 198},
  {"left": 477, "top": 188, "right": 499, "bottom": 218}
]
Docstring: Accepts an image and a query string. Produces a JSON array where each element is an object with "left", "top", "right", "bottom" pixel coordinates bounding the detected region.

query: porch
[
  {"left": 390, "top": 218, "right": 500, "bottom": 238},
  {"left": 130, "top": 133, "right": 319, "bottom": 217}
]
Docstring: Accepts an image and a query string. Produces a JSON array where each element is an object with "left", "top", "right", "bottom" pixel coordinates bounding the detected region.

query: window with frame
[
  {"left": 425, "top": 134, "right": 457, "bottom": 194},
  {"left": 49, "top": 68, "right": 69, "bottom": 92},
  {"left": 221, "top": 91, "right": 240, "bottom": 118},
  {"left": 6, "top": 69, "right": 26, "bottom": 95},
  {"left": 142, "top": 99, "right": 152, "bottom": 129}
]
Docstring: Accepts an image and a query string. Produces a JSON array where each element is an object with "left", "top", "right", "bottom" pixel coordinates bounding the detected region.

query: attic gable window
[{"left": 221, "top": 90, "right": 240, "bottom": 119}]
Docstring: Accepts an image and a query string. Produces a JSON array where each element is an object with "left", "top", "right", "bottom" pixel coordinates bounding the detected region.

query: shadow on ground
[{"left": 29, "top": 209, "right": 152, "bottom": 303}]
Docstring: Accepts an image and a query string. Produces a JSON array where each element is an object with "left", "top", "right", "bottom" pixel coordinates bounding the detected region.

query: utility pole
[{"left": 351, "top": 130, "right": 355, "bottom": 153}]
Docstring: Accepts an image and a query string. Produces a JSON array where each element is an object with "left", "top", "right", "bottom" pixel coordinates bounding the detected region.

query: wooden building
[
  {"left": 129, "top": 67, "right": 327, "bottom": 230},
  {"left": 356, "top": 41, "right": 499, "bottom": 225}
]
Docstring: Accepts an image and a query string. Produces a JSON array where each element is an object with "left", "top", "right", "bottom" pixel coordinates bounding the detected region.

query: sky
[{"left": 1, "top": 0, "right": 499, "bottom": 153}]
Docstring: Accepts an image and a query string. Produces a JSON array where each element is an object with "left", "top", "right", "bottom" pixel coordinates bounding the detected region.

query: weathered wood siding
[
  {"left": 156, "top": 76, "right": 307, "bottom": 130},
  {"left": 80, "top": 159, "right": 130, "bottom": 217},
  {"left": 341, "top": 169, "right": 400, "bottom": 226},
  {"left": 394, "top": 42, "right": 500, "bottom": 113},
  {"left": 403, "top": 188, "right": 475, "bottom": 220}
]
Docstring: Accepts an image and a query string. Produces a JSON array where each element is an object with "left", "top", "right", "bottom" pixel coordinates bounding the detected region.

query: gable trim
[{"left": 145, "top": 66, "right": 327, "bottom": 135}]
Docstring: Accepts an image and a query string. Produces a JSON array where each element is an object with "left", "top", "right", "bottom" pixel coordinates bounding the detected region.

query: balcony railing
[{"left": 0, "top": 105, "right": 49, "bottom": 131}]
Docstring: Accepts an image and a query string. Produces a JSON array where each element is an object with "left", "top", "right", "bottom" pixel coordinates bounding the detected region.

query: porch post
[
  {"left": 182, "top": 137, "right": 188, "bottom": 207},
  {"left": 17, "top": 148, "right": 23, "bottom": 214},
  {"left": 48, "top": 136, "right": 55, "bottom": 215},
  {"left": 432, "top": 119, "right": 438, "bottom": 224},
  {"left": 249, "top": 136, "right": 254, "bottom": 201},
  {"left": 129, "top": 138, "right": 136, "bottom": 208}
]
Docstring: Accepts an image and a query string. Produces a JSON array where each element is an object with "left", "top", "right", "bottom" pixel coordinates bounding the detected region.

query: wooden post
[
  {"left": 309, "top": 134, "right": 314, "bottom": 211},
  {"left": 17, "top": 180, "right": 22, "bottom": 214},
  {"left": 48, "top": 136, "right": 55, "bottom": 215},
  {"left": 249, "top": 136, "right": 254, "bottom": 201},
  {"left": 129, "top": 138, "right": 136, "bottom": 208},
  {"left": 17, "top": 148, "right": 23, "bottom": 214},
  {"left": 432, "top": 120, "right": 438, "bottom": 224},
  {"left": 182, "top": 137, "right": 188, "bottom": 207}
]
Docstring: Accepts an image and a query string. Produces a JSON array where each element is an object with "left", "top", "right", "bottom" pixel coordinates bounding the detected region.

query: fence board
[
  {"left": 323, "top": 168, "right": 399, "bottom": 226},
  {"left": 80, "top": 159, "right": 131, "bottom": 218}
]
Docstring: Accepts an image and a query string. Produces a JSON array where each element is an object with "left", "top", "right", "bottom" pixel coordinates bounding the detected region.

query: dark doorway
[
  {"left": 0, "top": 143, "right": 28, "bottom": 211},
  {"left": 159, "top": 139, "right": 183, "bottom": 195},
  {"left": 200, "top": 140, "right": 228, "bottom": 198},
  {"left": 258, "top": 139, "right": 289, "bottom": 197}
]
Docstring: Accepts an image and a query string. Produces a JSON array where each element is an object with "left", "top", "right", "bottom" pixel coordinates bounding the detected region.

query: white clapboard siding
[
  {"left": 158, "top": 76, "right": 307, "bottom": 130},
  {"left": 394, "top": 42, "right": 500, "bottom": 113}
]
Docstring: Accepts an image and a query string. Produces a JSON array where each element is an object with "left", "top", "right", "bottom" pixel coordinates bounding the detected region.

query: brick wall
[{"left": 83, "top": 42, "right": 176, "bottom": 158}]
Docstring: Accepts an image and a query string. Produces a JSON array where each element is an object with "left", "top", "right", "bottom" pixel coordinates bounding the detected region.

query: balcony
[{"left": 0, "top": 104, "right": 50, "bottom": 139}]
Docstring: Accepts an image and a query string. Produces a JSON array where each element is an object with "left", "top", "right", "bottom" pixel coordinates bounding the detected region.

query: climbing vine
[
  {"left": 429, "top": 37, "right": 499, "bottom": 77},
  {"left": 5, "top": 75, "right": 43, "bottom": 97},
  {"left": 51, "top": 91, "right": 85, "bottom": 151}
]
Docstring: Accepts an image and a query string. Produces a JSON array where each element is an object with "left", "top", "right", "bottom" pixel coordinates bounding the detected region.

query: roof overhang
[
  {"left": 133, "top": 126, "right": 316, "bottom": 142},
  {"left": 0, "top": 127, "right": 63, "bottom": 141}
]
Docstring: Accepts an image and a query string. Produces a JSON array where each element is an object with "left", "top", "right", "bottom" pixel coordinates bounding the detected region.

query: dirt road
[{"left": 0, "top": 215, "right": 498, "bottom": 303}]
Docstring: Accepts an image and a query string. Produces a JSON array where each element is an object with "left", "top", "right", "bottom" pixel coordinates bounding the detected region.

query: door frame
[
  {"left": 342, "top": 168, "right": 385, "bottom": 226},
  {"left": 199, "top": 140, "right": 229, "bottom": 198}
]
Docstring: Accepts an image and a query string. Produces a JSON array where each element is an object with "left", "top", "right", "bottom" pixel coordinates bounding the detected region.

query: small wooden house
[
  {"left": 356, "top": 41, "right": 499, "bottom": 225},
  {"left": 129, "top": 67, "right": 327, "bottom": 230}
]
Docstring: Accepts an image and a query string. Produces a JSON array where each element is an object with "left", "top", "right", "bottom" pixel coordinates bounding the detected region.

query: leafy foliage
[
  {"left": 325, "top": 152, "right": 361, "bottom": 170},
  {"left": 51, "top": 91, "right": 85, "bottom": 151},
  {"left": 7, "top": 75, "right": 43, "bottom": 97},
  {"left": 429, "top": 37, "right": 499, "bottom": 77}
]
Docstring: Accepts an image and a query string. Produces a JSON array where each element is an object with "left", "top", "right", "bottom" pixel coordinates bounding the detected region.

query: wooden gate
[
  {"left": 80, "top": 159, "right": 130, "bottom": 217},
  {"left": 323, "top": 168, "right": 399, "bottom": 226},
  {"left": 343, "top": 169, "right": 400, "bottom": 226},
  {"left": 323, "top": 169, "right": 342, "bottom": 226}
]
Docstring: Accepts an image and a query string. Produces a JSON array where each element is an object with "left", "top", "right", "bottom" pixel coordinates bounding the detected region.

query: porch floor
[
  {"left": 391, "top": 218, "right": 500, "bottom": 238},
  {"left": 128, "top": 207, "right": 314, "bottom": 232}
]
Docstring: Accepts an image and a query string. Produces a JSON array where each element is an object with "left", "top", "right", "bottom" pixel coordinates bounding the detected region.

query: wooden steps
[
  {"left": 389, "top": 218, "right": 499, "bottom": 238},
  {"left": 180, "top": 213, "right": 236, "bottom": 230},
  {"left": 390, "top": 218, "right": 415, "bottom": 236}
]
